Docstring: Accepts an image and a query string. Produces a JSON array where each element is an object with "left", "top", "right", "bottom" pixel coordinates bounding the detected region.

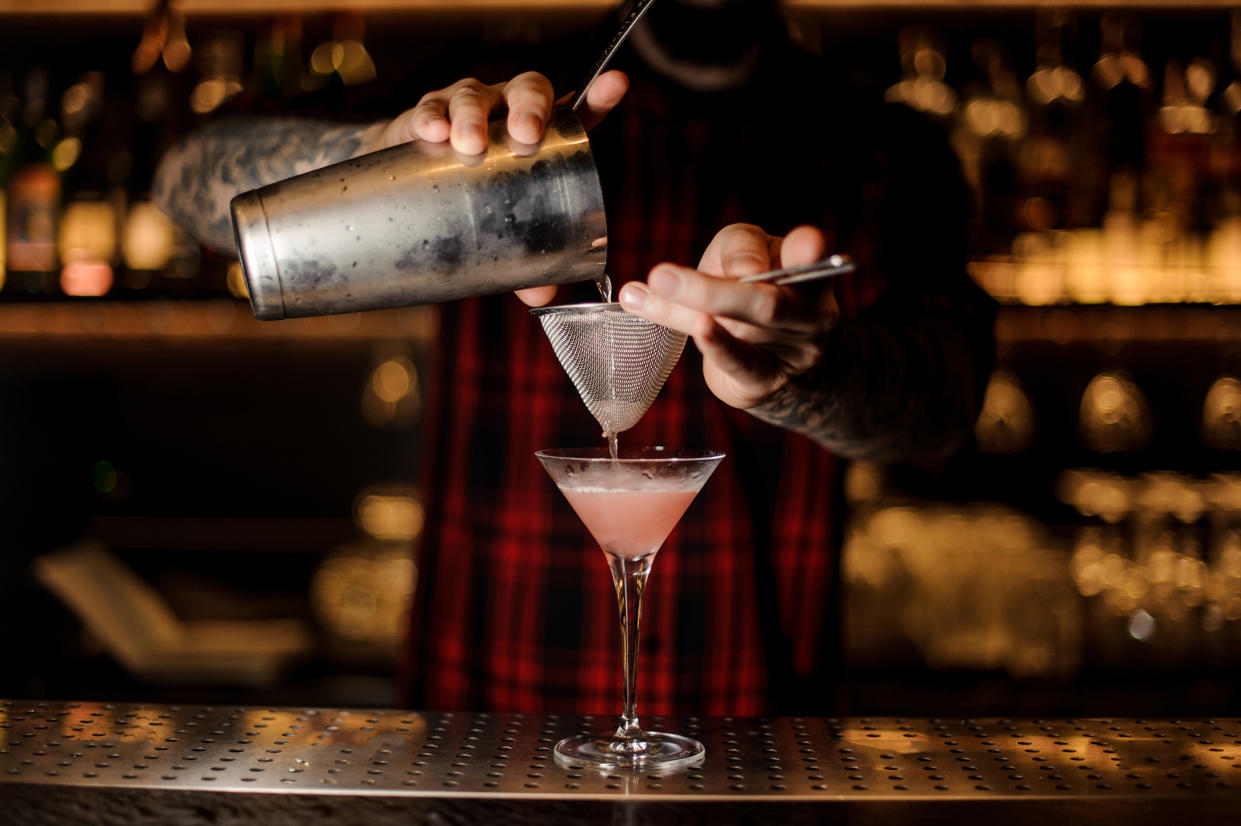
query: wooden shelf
[
  {"left": 91, "top": 514, "right": 359, "bottom": 553},
  {"left": 1, "top": 0, "right": 1234, "bottom": 14},
  {"left": 0, "top": 0, "right": 614, "bottom": 14},
  {"left": 0, "top": 298, "right": 437, "bottom": 342},
  {"left": 995, "top": 303, "right": 1241, "bottom": 344}
]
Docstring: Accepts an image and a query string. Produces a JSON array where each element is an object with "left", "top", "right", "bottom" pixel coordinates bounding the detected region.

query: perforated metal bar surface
[{"left": 3, "top": 700, "right": 1240, "bottom": 802}]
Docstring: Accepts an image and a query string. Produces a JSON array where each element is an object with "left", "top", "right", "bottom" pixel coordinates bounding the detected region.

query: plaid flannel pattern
[{"left": 402, "top": 60, "right": 979, "bottom": 716}]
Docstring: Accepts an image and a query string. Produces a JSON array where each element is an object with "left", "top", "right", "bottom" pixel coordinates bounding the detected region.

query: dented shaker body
[{"left": 230, "top": 107, "right": 607, "bottom": 320}]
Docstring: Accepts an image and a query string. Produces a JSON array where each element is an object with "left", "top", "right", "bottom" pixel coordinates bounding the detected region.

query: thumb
[{"left": 574, "top": 70, "right": 628, "bottom": 132}]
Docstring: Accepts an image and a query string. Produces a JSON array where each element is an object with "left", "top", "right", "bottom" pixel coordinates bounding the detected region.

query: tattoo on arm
[
  {"left": 747, "top": 102, "right": 996, "bottom": 461},
  {"left": 749, "top": 296, "right": 996, "bottom": 462},
  {"left": 153, "top": 117, "right": 383, "bottom": 253}
]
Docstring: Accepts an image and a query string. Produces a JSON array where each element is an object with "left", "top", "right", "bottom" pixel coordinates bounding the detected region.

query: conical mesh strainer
[{"left": 531, "top": 302, "right": 687, "bottom": 434}]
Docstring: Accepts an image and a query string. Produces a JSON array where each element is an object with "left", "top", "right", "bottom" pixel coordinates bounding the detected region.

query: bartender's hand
[
  {"left": 363, "top": 69, "right": 628, "bottom": 308},
  {"left": 617, "top": 224, "right": 840, "bottom": 410},
  {"left": 368, "top": 70, "right": 628, "bottom": 154}
]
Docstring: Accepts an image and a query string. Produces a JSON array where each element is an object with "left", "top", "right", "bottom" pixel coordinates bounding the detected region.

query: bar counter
[{"left": 2, "top": 699, "right": 1238, "bottom": 825}]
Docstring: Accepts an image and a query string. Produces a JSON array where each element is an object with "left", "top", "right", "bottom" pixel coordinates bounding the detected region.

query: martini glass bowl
[{"left": 535, "top": 446, "right": 724, "bottom": 771}]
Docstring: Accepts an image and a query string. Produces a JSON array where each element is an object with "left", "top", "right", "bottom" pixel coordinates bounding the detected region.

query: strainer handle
[{"left": 738, "top": 255, "right": 857, "bottom": 286}]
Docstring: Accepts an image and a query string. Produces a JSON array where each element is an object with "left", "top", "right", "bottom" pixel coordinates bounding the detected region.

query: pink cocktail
[
  {"left": 559, "top": 486, "right": 699, "bottom": 560},
  {"left": 536, "top": 446, "right": 724, "bottom": 771}
]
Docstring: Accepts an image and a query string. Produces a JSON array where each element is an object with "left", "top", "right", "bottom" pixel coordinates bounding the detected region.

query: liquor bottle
[
  {"left": 960, "top": 38, "right": 1028, "bottom": 258},
  {"left": 0, "top": 71, "right": 17, "bottom": 288},
  {"left": 1092, "top": 15, "right": 1151, "bottom": 209},
  {"left": 254, "top": 15, "right": 308, "bottom": 104},
  {"left": 4, "top": 69, "right": 61, "bottom": 296},
  {"left": 1022, "top": 10, "right": 1086, "bottom": 231},
  {"left": 1206, "top": 11, "right": 1241, "bottom": 301},
  {"left": 57, "top": 72, "right": 117, "bottom": 298},
  {"left": 123, "top": 70, "right": 200, "bottom": 296}
]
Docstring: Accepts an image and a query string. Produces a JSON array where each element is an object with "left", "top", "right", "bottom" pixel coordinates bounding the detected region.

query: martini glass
[{"left": 535, "top": 446, "right": 724, "bottom": 771}]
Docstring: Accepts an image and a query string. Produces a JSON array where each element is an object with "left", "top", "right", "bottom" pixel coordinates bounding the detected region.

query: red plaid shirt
[{"left": 403, "top": 54, "right": 988, "bottom": 715}]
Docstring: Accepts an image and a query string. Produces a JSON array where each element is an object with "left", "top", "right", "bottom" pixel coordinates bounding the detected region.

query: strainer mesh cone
[{"left": 532, "top": 302, "right": 687, "bottom": 434}]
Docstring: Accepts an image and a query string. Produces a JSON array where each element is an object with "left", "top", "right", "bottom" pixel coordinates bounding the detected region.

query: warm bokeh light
[
  {"left": 122, "top": 201, "right": 176, "bottom": 271},
  {"left": 59, "top": 200, "right": 116, "bottom": 261},
  {"left": 362, "top": 352, "right": 421, "bottom": 428},
  {"left": 61, "top": 83, "right": 90, "bottom": 120},
  {"left": 0, "top": 118, "right": 16, "bottom": 155},
  {"left": 1203, "top": 376, "right": 1241, "bottom": 450},
  {"left": 33, "top": 117, "right": 58, "bottom": 150},
  {"left": 964, "top": 97, "right": 1026, "bottom": 139},
  {"left": 50, "top": 136, "right": 81, "bottom": 172},
  {"left": 191, "top": 31, "right": 244, "bottom": 113},
  {"left": 1082, "top": 372, "right": 1156, "bottom": 453},
  {"left": 1062, "top": 469, "right": 1241, "bottom": 640},
  {"left": 356, "top": 489, "right": 424, "bottom": 541},
  {"left": 308, "top": 40, "right": 377, "bottom": 85},
  {"left": 1079, "top": 371, "right": 1153, "bottom": 453},
  {"left": 844, "top": 502, "right": 1079, "bottom": 678},
  {"left": 312, "top": 541, "right": 416, "bottom": 649},
  {"left": 60, "top": 260, "right": 113, "bottom": 297},
  {"left": 1028, "top": 65, "right": 1084, "bottom": 106},
  {"left": 0, "top": 191, "right": 6, "bottom": 288},
  {"left": 190, "top": 78, "right": 243, "bottom": 114},
  {"left": 974, "top": 369, "right": 1036, "bottom": 454},
  {"left": 886, "top": 27, "right": 957, "bottom": 117},
  {"left": 372, "top": 357, "right": 413, "bottom": 404},
  {"left": 226, "top": 261, "right": 249, "bottom": 299}
]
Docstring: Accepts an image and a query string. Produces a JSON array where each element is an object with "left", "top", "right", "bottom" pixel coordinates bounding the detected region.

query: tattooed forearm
[
  {"left": 153, "top": 117, "right": 384, "bottom": 253},
  {"left": 749, "top": 298, "right": 995, "bottom": 462}
]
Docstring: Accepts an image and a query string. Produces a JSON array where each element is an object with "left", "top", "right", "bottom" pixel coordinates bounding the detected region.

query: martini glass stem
[{"left": 608, "top": 552, "right": 652, "bottom": 750}]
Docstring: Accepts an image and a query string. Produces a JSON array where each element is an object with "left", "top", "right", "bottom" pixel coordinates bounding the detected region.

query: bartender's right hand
[{"left": 369, "top": 70, "right": 628, "bottom": 308}]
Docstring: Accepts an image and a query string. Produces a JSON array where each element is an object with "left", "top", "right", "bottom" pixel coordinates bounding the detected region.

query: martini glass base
[{"left": 553, "top": 732, "right": 705, "bottom": 771}]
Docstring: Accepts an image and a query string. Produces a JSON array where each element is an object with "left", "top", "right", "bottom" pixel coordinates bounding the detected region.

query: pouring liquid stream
[
  {"left": 595, "top": 272, "right": 612, "bottom": 302},
  {"left": 594, "top": 273, "right": 621, "bottom": 460}
]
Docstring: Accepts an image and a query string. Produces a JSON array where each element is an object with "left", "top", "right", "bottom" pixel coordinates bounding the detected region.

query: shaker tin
[{"left": 231, "top": 106, "right": 607, "bottom": 319}]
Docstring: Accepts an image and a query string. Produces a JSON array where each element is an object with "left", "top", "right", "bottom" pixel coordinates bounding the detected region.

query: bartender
[{"left": 154, "top": 0, "right": 995, "bottom": 716}]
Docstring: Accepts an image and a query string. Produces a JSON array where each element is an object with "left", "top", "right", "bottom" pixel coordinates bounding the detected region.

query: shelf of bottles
[
  {"left": 819, "top": 9, "right": 1241, "bottom": 684},
  {"left": 0, "top": 10, "right": 450, "bottom": 340},
  {"left": 937, "top": 10, "right": 1241, "bottom": 309},
  {"left": 3, "top": 7, "right": 1240, "bottom": 311},
  {"left": 1, "top": 21, "right": 235, "bottom": 305}
]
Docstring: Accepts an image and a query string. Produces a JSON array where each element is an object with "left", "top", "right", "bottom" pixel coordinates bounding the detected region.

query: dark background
[{"left": 3, "top": 1, "right": 1241, "bottom": 716}]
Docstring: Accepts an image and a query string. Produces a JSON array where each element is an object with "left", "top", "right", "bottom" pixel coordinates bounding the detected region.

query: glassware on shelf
[
  {"left": 1027, "top": 10, "right": 1085, "bottom": 109},
  {"left": 884, "top": 26, "right": 957, "bottom": 119},
  {"left": 974, "top": 368, "right": 1037, "bottom": 454},
  {"left": 1078, "top": 370, "right": 1153, "bottom": 453},
  {"left": 1203, "top": 375, "right": 1241, "bottom": 450},
  {"left": 535, "top": 446, "right": 723, "bottom": 771}
]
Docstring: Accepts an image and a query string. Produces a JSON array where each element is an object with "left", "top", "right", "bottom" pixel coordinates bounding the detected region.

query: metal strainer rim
[{"left": 528, "top": 301, "right": 626, "bottom": 318}]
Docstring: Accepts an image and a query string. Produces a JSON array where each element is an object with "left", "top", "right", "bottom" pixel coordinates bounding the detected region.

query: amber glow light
[
  {"left": 357, "top": 492, "right": 424, "bottom": 542},
  {"left": 123, "top": 201, "right": 176, "bottom": 271},
  {"left": 59, "top": 201, "right": 116, "bottom": 261},
  {"left": 226, "top": 261, "right": 249, "bottom": 298},
  {"left": 57, "top": 200, "right": 116, "bottom": 296},
  {"left": 0, "top": 191, "right": 6, "bottom": 288},
  {"left": 61, "top": 260, "right": 113, "bottom": 296}
]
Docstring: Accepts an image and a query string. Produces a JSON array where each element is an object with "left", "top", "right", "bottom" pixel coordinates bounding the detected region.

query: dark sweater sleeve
[{"left": 751, "top": 102, "right": 997, "bottom": 461}]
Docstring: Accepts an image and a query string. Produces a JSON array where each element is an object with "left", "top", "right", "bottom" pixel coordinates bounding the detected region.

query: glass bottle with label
[{"left": 4, "top": 69, "right": 61, "bottom": 297}]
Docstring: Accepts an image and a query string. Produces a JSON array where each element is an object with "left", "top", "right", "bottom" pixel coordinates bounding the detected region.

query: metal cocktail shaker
[{"left": 230, "top": 107, "right": 607, "bottom": 320}]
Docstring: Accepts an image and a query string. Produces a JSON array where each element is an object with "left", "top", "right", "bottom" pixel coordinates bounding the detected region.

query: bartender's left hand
[
  {"left": 369, "top": 70, "right": 628, "bottom": 155},
  {"left": 618, "top": 223, "right": 840, "bottom": 410},
  {"left": 363, "top": 69, "right": 627, "bottom": 308}
]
